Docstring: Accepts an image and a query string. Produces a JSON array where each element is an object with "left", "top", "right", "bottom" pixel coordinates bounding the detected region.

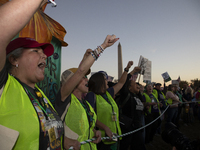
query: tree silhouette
[
  {"left": 179, "top": 81, "right": 189, "bottom": 90},
  {"left": 190, "top": 78, "right": 200, "bottom": 90}
]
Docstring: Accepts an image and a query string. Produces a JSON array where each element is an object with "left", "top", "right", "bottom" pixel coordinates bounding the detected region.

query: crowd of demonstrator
[{"left": 1, "top": 0, "right": 200, "bottom": 150}]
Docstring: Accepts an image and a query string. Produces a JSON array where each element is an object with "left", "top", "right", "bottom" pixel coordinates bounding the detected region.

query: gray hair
[{"left": 6, "top": 48, "right": 24, "bottom": 72}]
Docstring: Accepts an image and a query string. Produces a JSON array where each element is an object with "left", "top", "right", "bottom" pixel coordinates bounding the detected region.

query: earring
[{"left": 16, "top": 64, "right": 18, "bottom": 68}]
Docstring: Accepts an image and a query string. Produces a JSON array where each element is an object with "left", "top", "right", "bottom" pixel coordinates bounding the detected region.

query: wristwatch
[{"left": 124, "top": 68, "right": 129, "bottom": 72}]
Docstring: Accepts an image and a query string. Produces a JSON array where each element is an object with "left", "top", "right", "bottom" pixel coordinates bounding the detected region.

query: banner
[
  {"left": 138, "top": 55, "right": 149, "bottom": 75},
  {"left": 172, "top": 80, "right": 179, "bottom": 85},
  {"left": 143, "top": 60, "right": 151, "bottom": 83},
  {"left": 161, "top": 72, "right": 171, "bottom": 82},
  {"left": 138, "top": 55, "right": 151, "bottom": 83}
]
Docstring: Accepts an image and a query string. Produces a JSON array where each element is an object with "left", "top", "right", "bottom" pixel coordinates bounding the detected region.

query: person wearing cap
[
  {"left": 153, "top": 83, "right": 164, "bottom": 99},
  {"left": 143, "top": 84, "right": 162, "bottom": 144},
  {"left": 0, "top": 0, "right": 62, "bottom": 150},
  {"left": 55, "top": 35, "right": 119, "bottom": 150},
  {"left": 85, "top": 61, "right": 133, "bottom": 150},
  {"left": 153, "top": 83, "right": 167, "bottom": 111},
  {"left": 0, "top": 37, "right": 64, "bottom": 150}
]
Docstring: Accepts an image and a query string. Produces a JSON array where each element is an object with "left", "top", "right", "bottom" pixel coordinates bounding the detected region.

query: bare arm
[
  {"left": 96, "top": 120, "right": 112, "bottom": 140},
  {"left": 0, "top": 0, "right": 47, "bottom": 71},
  {"left": 113, "top": 61, "right": 133, "bottom": 96},
  {"left": 171, "top": 94, "right": 180, "bottom": 102},
  {"left": 61, "top": 35, "right": 119, "bottom": 101}
]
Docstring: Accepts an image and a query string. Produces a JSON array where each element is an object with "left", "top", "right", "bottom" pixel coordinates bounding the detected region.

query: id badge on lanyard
[
  {"left": 43, "top": 98, "right": 59, "bottom": 143},
  {"left": 45, "top": 120, "right": 59, "bottom": 143}
]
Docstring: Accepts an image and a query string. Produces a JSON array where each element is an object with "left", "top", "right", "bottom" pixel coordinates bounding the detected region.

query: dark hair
[
  {"left": 88, "top": 73, "right": 107, "bottom": 95},
  {"left": 108, "top": 81, "right": 116, "bottom": 88},
  {"left": 144, "top": 83, "right": 152, "bottom": 90},
  {"left": 168, "top": 84, "right": 174, "bottom": 91},
  {"left": 126, "top": 80, "right": 140, "bottom": 91}
]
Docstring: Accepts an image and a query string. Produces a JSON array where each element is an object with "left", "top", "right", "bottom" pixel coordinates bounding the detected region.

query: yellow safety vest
[
  {"left": 143, "top": 92, "right": 161, "bottom": 114},
  {"left": 0, "top": 74, "right": 59, "bottom": 150},
  {"left": 95, "top": 91, "right": 121, "bottom": 144},
  {"left": 65, "top": 94, "right": 97, "bottom": 150},
  {"left": 152, "top": 89, "right": 158, "bottom": 99},
  {"left": 153, "top": 89, "right": 166, "bottom": 100}
]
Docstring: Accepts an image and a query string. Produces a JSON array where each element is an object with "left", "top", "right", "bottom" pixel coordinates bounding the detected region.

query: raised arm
[
  {"left": 113, "top": 61, "right": 133, "bottom": 96},
  {"left": 60, "top": 35, "right": 119, "bottom": 101},
  {"left": 0, "top": 0, "right": 47, "bottom": 71},
  {"left": 129, "top": 66, "right": 141, "bottom": 76}
]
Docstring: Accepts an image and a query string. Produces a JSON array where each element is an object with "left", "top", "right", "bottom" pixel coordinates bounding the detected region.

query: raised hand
[
  {"left": 133, "top": 66, "right": 141, "bottom": 73},
  {"left": 126, "top": 61, "right": 134, "bottom": 69},
  {"left": 101, "top": 34, "right": 119, "bottom": 49}
]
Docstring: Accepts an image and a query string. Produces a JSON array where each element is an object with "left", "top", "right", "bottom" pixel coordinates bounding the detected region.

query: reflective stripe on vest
[
  {"left": 96, "top": 91, "right": 122, "bottom": 144},
  {"left": 65, "top": 94, "right": 97, "bottom": 150}
]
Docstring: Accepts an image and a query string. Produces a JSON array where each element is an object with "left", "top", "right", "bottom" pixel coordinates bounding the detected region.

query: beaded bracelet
[
  {"left": 93, "top": 51, "right": 99, "bottom": 59},
  {"left": 98, "top": 46, "right": 104, "bottom": 53},
  {"left": 91, "top": 52, "right": 97, "bottom": 61},
  {"left": 91, "top": 46, "right": 105, "bottom": 61},
  {"left": 94, "top": 49, "right": 100, "bottom": 57}
]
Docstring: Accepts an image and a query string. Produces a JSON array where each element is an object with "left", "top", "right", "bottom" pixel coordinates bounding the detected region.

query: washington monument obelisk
[{"left": 118, "top": 43, "right": 123, "bottom": 79}]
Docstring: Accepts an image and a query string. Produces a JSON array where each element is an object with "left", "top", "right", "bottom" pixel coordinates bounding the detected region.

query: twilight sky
[{"left": 45, "top": 0, "right": 200, "bottom": 85}]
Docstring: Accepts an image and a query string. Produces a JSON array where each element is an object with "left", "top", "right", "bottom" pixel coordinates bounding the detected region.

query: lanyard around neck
[
  {"left": 24, "top": 86, "right": 50, "bottom": 119},
  {"left": 80, "top": 100, "right": 94, "bottom": 125}
]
